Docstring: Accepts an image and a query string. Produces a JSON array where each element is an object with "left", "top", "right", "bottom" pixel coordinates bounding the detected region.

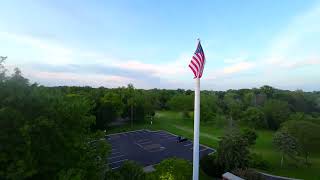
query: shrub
[
  {"left": 152, "top": 158, "right": 192, "bottom": 180},
  {"left": 217, "top": 131, "right": 250, "bottom": 171},
  {"left": 118, "top": 161, "right": 146, "bottom": 180},
  {"left": 249, "top": 153, "right": 270, "bottom": 170},
  {"left": 200, "top": 154, "right": 225, "bottom": 178},
  {"left": 241, "top": 128, "right": 258, "bottom": 146}
]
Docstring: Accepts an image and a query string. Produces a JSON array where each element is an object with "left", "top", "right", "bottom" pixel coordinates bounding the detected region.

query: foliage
[
  {"left": 200, "top": 154, "right": 225, "bottom": 178},
  {"left": 168, "top": 94, "right": 193, "bottom": 112},
  {"left": 281, "top": 120, "right": 320, "bottom": 164},
  {"left": 241, "top": 128, "right": 258, "bottom": 146},
  {"left": 217, "top": 131, "right": 251, "bottom": 171},
  {"left": 241, "top": 107, "right": 267, "bottom": 129},
  {"left": 106, "top": 161, "right": 146, "bottom": 180},
  {"left": 95, "top": 92, "right": 123, "bottom": 130},
  {"left": 249, "top": 153, "right": 270, "bottom": 170},
  {"left": 223, "top": 92, "right": 243, "bottom": 121},
  {"left": 200, "top": 94, "right": 220, "bottom": 122},
  {"left": 263, "top": 99, "right": 291, "bottom": 130},
  {"left": 0, "top": 64, "right": 109, "bottom": 179},
  {"left": 273, "top": 130, "right": 298, "bottom": 167},
  {"left": 152, "top": 158, "right": 192, "bottom": 180}
]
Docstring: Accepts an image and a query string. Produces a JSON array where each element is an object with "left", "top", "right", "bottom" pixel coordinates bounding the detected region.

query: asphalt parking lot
[{"left": 106, "top": 129, "right": 215, "bottom": 169}]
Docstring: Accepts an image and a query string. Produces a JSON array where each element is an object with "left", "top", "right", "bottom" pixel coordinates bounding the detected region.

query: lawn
[{"left": 107, "top": 111, "right": 320, "bottom": 180}]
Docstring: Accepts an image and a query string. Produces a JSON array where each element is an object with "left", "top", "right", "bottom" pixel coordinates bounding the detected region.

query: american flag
[{"left": 189, "top": 40, "right": 206, "bottom": 78}]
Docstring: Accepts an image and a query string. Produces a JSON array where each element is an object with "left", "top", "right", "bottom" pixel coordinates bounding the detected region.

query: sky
[{"left": 1, "top": 0, "right": 320, "bottom": 91}]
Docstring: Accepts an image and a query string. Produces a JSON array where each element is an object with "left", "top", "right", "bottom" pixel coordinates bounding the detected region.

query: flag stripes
[{"left": 189, "top": 40, "right": 206, "bottom": 78}]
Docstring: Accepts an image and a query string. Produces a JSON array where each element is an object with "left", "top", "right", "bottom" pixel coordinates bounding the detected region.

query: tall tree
[
  {"left": 273, "top": 130, "right": 298, "bottom": 167},
  {"left": 263, "top": 99, "right": 290, "bottom": 130},
  {"left": 241, "top": 107, "right": 267, "bottom": 129},
  {"left": 217, "top": 131, "right": 250, "bottom": 170},
  {"left": 282, "top": 120, "right": 320, "bottom": 164}
]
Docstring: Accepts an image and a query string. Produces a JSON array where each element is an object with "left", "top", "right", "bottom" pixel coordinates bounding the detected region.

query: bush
[
  {"left": 119, "top": 161, "right": 146, "bottom": 180},
  {"left": 232, "top": 169, "right": 264, "bottom": 180},
  {"left": 249, "top": 153, "right": 270, "bottom": 170},
  {"left": 152, "top": 158, "right": 192, "bottom": 180},
  {"left": 217, "top": 131, "right": 250, "bottom": 171},
  {"left": 241, "top": 128, "right": 258, "bottom": 146},
  {"left": 109, "top": 161, "right": 146, "bottom": 180},
  {"left": 200, "top": 154, "right": 225, "bottom": 178}
]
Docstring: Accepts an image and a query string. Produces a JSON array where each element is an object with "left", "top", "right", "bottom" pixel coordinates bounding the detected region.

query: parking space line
[
  {"left": 135, "top": 142, "right": 143, "bottom": 149},
  {"left": 108, "top": 159, "right": 128, "bottom": 165},
  {"left": 111, "top": 151, "right": 121, "bottom": 155},
  {"left": 108, "top": 154, "right": 125, "bottom": 160},
  {"left": 111, "top": 166, "right": 121, "bottom": 170},
  {"left": 200, "top": 148, "right": 208, "bottom": 152},
  {"left": 139, "top": 141, "right": 152, "bottom": 145},
  {"left": 184, "top": 143, "right": 193, "bottom": 146}
]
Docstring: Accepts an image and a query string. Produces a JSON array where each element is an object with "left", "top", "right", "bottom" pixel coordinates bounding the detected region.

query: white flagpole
[{"left": 192, "top": 77, "right": 200, "bottom": 180}]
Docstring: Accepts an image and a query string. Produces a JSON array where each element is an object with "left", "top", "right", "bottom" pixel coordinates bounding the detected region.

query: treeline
[{"left": 51, "top": 84, "right": 320, "bottom": 131}]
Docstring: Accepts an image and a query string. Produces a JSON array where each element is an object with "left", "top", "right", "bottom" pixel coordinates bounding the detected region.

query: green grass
[{"left": 108, "top": 111, "right": 320, "bottom": 180}]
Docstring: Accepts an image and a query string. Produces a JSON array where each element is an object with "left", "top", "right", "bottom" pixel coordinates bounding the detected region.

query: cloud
[
  {"left": 222, "top": 61, "right": 255, "bottom": 74},
  {"left": 24, "top": 70, "right": 134, "bottom": 88},
  {"left": 1, "top": 31, "right": 193, "bottom": 88}
]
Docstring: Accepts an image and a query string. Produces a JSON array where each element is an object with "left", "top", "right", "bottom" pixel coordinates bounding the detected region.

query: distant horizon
[{"left": 1, "top": 1, "right": 320, "bottom": 91}]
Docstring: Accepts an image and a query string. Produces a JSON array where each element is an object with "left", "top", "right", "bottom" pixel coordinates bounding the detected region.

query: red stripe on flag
[{"left": 189, "top": 64, "right": 197, "bottom": 78}]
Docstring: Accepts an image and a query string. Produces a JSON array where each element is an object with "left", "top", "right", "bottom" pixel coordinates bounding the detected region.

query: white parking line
[
  {"left": 111, "top": 151, "right": 121, "bottom": 155},
  {"left": 200, "top": 148, "right": 208, "bottom": 152},
  {"left": 111, "top": 166, "right": 120, "bottom": 170},
  {"left": 135, "top": 142, "right": 143, "bottom": 149},
  {"left": 108, "top": 159, "right": 128, "bottom": 165},
  {"left": 108, "top": 154, "right": 125, "bottom": 160},
  {"left": 184, "top": 143, "right": 193, "bottom": 147},
  {"left": 139, "top": 141, "right": 152, "bottom": 145}
]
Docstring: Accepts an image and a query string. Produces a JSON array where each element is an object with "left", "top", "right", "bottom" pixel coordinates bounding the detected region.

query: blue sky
[{"left": 1, "top": 0, "right": 320, "bottom": 90}]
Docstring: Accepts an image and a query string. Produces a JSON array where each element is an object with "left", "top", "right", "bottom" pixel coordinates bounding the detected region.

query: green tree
[
  {"left": 260, "top": 85, "right": 275, "bottom": 98},
  {"left": 95, "top": 92, "right": 123, "bottom": 130},
  {"left": 241, "top": 107, "right": 267, "bottom": 129},
  {"left": 116, "top": 161, "right": 146, "bottom": 180},
  {"left": 168, "top": 95, "right": 193, "bottom": 118},
  {"left": 241, "top": 128, "right": 258, "bottom": 146},
  {"left": 0, "top": 66, "right": 109, "bottom": 179},
  {"left": 243, "top": 91, "right": 256, "bottom": 107},
  {"left": 200, "top": 94, "right": 220, "bottom": 122},
  {"left": 273, "top": 130, "right": 298, "bottom": 167},
  {"left": 282, "top": 120, "right": 320, "bottom": 164},
  {"left": 151, "top": 158, "right": 192, "bottom": 180},
  {"left": 217, "top": 131, "right": 250, "bottom": 170},
  {"left": 263, "top": 99, "right": 291, "bottom": 130},
  {"left": 223, "top": 92, "right": 243, "bottom": 127}
]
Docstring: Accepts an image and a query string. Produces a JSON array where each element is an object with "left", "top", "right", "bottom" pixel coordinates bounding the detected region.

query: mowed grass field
[{"left": 107, "top": 111, "right": 320, "bottom": 180}]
